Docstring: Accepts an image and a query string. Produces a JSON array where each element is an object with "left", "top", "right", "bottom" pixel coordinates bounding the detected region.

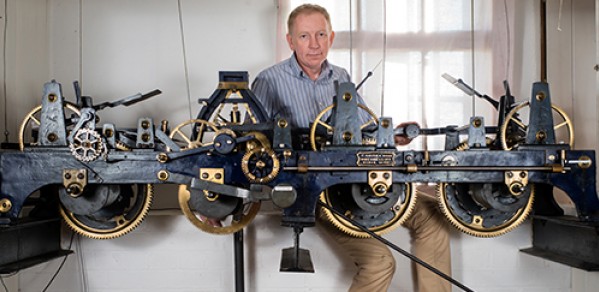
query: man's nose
[{"left": 309, "top": 36, "right": 320, "bottom": 48}]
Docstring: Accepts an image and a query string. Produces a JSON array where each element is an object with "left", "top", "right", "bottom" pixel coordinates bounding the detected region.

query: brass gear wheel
[
  {"left": 168, "top": 119, "right": 219, "bottom": 150},
  {"left": 319, "top": 183, "right": 417, "bottom": 238},
  {"left": 499, "top": 101, "right": 574, "bottom": 150},
  {"left": 309, "top": 104, "right": 379, "bottom": 151},
  {"left": 437, "top": 182, "right": 534, "bottom": 237},
  {"left": 60, "top": 184, "right": 154, "bottom": 239},
  {"left": 438, "top": 138, "right": 535, "bottom": 237},
  {"left": 244, "top": 131, "right": 271, "bottom": 151},
  {"left": 169, "top": 121, "right": 261, "bottom": 235},
  {"left": 178, "top": 185, "right": 260, "bottom": 234},
  {"left": 18, "top": 102, "right": 81, "bottom": 151},
  {"left": 241, "top": 147, "right": 280, "bottom": 183}
]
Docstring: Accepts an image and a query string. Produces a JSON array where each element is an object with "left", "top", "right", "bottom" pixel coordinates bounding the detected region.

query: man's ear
[
  {"left": 329, "top": 31, "right": 335, "bottom": 46},
  {"left": 286, "top": 33, "right": 295, "bottom": 51}
]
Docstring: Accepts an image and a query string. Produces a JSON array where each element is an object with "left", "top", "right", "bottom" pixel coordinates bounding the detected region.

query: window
[{"left": 279, "top": 0, "right": 509, "bottom": 149}]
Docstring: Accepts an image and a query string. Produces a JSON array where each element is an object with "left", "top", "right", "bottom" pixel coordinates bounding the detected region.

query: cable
[
  {"left": 76, "top": 234, "right": 88, "bottom": 292},
  {"left": 348, "top": 0, "right": 352, "bottom": 75},
  {"left": 503, "top": 0, "right": 511, "bottom": 82},
  {"left": 380, "top": 0, "right": 387, "bottom": 116},
  {"left": 0, "top": 275, "right": 7, "bottom": 292},
  {"left": 470, "top": 0, "right": 476, "bottom": 117},
  {"left": 78, "top": 0, "right": 83, "bottom": 89},
  {"left": 42, "top": 232, "right": 75, "bottom": 292},
  {"left": 318, "top": 201, "right": 475, "bottom": 292},
  {"left": 3, "top": 0, "right": 8, "bottom": 143},
  {"left": 177, "top": 0, "right": 193, "bottom": 120}
]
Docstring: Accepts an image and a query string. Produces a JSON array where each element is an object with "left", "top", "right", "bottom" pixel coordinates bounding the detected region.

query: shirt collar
[{"left": 289, "top": 53, "right": 333, "bottom": 81}]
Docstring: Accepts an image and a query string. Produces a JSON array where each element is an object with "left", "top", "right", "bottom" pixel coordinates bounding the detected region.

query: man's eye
[{"left": 318, "top": 32, "right": 327, "bottom": 38}]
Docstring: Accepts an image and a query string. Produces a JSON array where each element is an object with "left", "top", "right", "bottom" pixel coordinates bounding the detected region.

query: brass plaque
[{"left": 356, "top": 151, "right": 396, "bottom": 167}]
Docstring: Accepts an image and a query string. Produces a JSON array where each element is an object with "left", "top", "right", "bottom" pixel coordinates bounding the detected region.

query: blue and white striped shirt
[{"left": 251, "top": 54, "right": 368, "bottom": 129}]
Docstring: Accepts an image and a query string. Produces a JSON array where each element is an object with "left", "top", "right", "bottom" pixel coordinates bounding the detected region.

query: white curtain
[{"left": 277, "top": 0, "right": 520, "bottom": 150}]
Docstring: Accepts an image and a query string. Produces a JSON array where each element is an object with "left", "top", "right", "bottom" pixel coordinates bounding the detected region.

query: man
[{"left": 252, "top": 4, "right": 451, "bottom": 291}]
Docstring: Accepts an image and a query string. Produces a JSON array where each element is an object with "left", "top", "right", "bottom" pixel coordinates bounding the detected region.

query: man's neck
[
  {"left": 303, "top": 68, "right": 321, "bottom": 81},
  {"left": 293, "top": 54, "right": 324, "bottom": 81}
]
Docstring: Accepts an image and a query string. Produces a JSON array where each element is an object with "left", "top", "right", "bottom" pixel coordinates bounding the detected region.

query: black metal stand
[
  {"left": 521, "top": 215, "right": 599, "bottom": 271},
  {"left": 234, "top": 230, "right": 244, "bottom": 292},
  {"left": 0, "top": 218, "right": 72, "bottom": 274},
  {"left": 279, "top": 227, "right": 314, "bottom": 273}
]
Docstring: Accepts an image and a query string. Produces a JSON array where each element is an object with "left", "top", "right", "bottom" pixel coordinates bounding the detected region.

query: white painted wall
[
  {"left": 0, "top": 0, "right": 597, "bottom": 291},
  {"left": 546, "top": 0, "right": 599, "bottom": 291}
]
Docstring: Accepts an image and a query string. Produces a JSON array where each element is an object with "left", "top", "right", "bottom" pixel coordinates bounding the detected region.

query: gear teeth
[
  {"left": 60, "top": 184, "right": 154, "bottom": 239},
  {"left": 319, "top": 183, "right": 418, "bottom": 238},
  {"left": 241, "top": 147, "right": 280, "bottom": 183},
  {"left": 69, "top": 128, "right": 106, "bottom": 162},
  {"left": 115, "top": 140, "right": 132, "bottom": 151},
  {"left": 437, "top": 182, "right": 535, "bottom": 237}
]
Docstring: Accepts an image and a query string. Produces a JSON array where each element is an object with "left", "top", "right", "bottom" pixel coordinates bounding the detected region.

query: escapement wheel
[
  {"left": 60, "top": 184, "right": 153, "bottom": 239},
  {"left": 499, "top": 101, "right": 574, "bottom": 150},
  {"left": 320, "top": 183, "right": 417, "bottom": 238}
]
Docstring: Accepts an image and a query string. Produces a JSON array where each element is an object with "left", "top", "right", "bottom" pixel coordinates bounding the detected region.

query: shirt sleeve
[{"left": 251, "top": 73, "right": 275, "bottom": 121}]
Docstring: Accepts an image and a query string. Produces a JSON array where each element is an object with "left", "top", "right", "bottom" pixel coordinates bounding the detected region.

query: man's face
[{"left": 287, "top": 12, "right": 335, "bottom": 75}]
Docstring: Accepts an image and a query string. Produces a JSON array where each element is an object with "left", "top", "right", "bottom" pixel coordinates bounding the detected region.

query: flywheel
[
  {"left": 319, "top": 183, "right": 417, "bottom": 238},
  {"left": 60, "top": 184, "right": 153, "bottom": 239}
]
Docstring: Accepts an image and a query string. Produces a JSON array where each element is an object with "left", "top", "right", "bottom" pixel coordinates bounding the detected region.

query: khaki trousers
[{"left": 319, "top": 189, "right": 452, "bottom": 292}]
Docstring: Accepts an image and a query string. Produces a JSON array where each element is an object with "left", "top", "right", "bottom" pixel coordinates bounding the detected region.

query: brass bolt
[
  {"left": 278, "top": 119, "right": 288, "bottom": 128},
  {"left": 343, "top": 92, "right": 352, "bottom": 101},
  {"left": 381, "top": 119, "right": 390, "bottom": 128},
  {"left": 536, "top": 91, "right": 546, "bottom": 101},
  {"left": 47, "top": 133, "right": 58, "bottom": 142},
  {"left": 0, "top": 198, "right": 12, "bottom": 213},
  {"left": 342, "top": 131, "right": 353, "bottom": 142},
  {"left": 157, "top": 170, "right": 169, "bottom": 181},
  {"left": 536, "top": 131, "right": 547, "bottom": 142},
  {"left": 157, "top": 153, "right": 169, "bottom": 163}
]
